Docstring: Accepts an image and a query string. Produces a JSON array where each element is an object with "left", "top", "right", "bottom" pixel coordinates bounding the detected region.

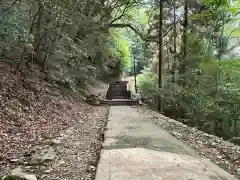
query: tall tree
[
  {"left": 158, "top": 0, "right": 164, "bottom": 112},
  {"left": 173, "top": 0, "right": 177, "bottom": 82},
  {"left": 179, "top": 0, "right": 188, "bottom": 86}
]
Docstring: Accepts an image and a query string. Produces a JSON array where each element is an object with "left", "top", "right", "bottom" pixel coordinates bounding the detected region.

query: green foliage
[
  {"left": 136, "top": 0, "right": 240, "bottom": 144},
  {"left": 138, "top": 58, "right": 240, "bottom": 139},
  {"left": 116, "top": 37, "right": 132, "bottom": 71},
  {"left": 137, "top": 68, "right": 158, "bottom": 97},
  {"left": 120, "top": 8, "right": 152, "bottom": 75},
  {"left": 0, "top": 0, "right": 141, "bottom": 95},
  {"left": 204, "top": 0, "right": 231, "bottom": 7}
]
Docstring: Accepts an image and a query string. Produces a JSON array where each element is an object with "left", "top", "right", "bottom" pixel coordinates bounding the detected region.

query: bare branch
[{"left": 111, "top": 0, "right": 132, "bottom": 24}]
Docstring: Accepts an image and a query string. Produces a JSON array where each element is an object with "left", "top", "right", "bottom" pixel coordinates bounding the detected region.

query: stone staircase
[
  {"left": 106, "top": 81, "right": 130, "bottom": 99},
  {"left": 101, "top": 81, "right": 139, "bottom": 106}
]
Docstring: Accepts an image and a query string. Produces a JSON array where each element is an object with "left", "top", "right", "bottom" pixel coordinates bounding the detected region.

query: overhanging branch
[
  {"left": 108, "top": 23, "right": 156, "bottom": 42},
  {"left": 108, "top": 22, "right": 180, "bottom": 43}
]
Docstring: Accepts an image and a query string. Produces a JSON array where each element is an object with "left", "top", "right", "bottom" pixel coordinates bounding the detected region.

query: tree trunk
[
  {"left": 178, "top": 0, "right": 188, "bottom": 85},
  {"left": 172, "top": 0, "right": 177, "bottom": 82},
  {"left": 183, "top": 0, "right": 188, "bottom": 60},
  {"left": 157, "top": 0, "right": 164, "bottom": 113},
  {"left": 33, "top": 0, "right": 45, "bottom": 68},
  {"left": 214, "top": 7, "right": 226, "bottom": 134}
]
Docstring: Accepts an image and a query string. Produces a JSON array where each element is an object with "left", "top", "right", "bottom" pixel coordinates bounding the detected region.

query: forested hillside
[
  {"left": 0, "top": 0, "right": 142, "bottom": 89},
  {"left": 133, "top": 0, "right": 240, "bottom": 144},
  {"left": 0, "top": 0, "right": 143, "bottom": 178}
]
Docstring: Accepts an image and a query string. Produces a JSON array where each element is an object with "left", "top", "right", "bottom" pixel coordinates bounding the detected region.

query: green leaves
[
  {"left": 117, "top": 38, "right": 132, "bottom": 70},
  {"left": 204, "top": 0, "right": 230, "bottom": 7},
  {"left": 1, "top": 0, "right": 143, "bottom": 96}
]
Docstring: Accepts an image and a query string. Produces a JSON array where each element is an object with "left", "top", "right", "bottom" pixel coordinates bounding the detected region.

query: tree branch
[
  {"left": 111, "top": 0, "right": 131, "bottom": 24},
  {"left": 1, "top": 0, "right": 19, "bottom": 14},
  {"left": 194, "top": 11, "right": 240, "bottom": 46},
  {"left": 108, "top": 20, "right": 182, "bottom": 43},
  {"left": 163, "top": 14, "right": 183, "bottom": 37},
  {"left": 108, "top": 23, "right": 156, "bottom": 42}
]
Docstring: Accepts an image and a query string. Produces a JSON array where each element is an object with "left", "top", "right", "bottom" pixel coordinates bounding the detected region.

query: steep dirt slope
[{"left": 0, "top": 62, "right": 109, "bottom": 179}]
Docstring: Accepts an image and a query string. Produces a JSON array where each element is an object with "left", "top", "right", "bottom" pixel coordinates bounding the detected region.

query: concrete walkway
[{"left": 95, "top": 106, "right": 237, "bottom": 180}]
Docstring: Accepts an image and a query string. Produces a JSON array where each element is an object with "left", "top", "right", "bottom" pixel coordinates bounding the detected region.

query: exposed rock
[
  {"left": 2, "top": 167, "right": 37, "bottom": 180},
  {"left": 49, "top": 139, "right": 62, "bottom": 146},
  {"left": 88, "top": 165, "right": 96, "bottom": 173},
  {"left": 44, "top": 168, "right": 53, "bottom": 174},
  {"left": 28, "top": 148, "right": 56, "bottom": 165},
  {"left": 9, "top": 159, "right": 20, "bottom": 163},
  {"left": 55, "top": 159, "right": 65, "bottom": 167},
  {"left": 2, "top": 175, "right": 25, "bottom": 180},
  {"left": 23, "top": 175, "right": 37, "bottom": 180},
  {"left": 85, "top": 94, "right": 101, "bottom": 105},
  {"left": 41, "top": 138, "right": 62, "bottom": 146}
]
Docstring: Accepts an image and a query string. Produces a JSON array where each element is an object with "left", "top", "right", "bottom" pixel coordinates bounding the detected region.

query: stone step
[
  {"left": 111, "top": 81, "right": 128, "bottom": 85},
  {"left": 100, "top": 99, "right": 139, "bottom": 106},
  {"left": 108, "top": 84, "right": 127, "bottom": 89},
  {"left": 107, "top": 92, "right": 130, "bottom": 99},
  {"left": 108, "top": 95, "right": 129, "bottom": 99},
  {"left": 107, "top": 87, "right": 127, "bottom": 91},
  {"left": 108, "top": 91, "right": 129, "bottom": 96},
  {"left": 108, "top": 87, "right": 127, "bottom": 91},
  {"left": 109, "top": 83, "right": 127, "bottom": 87},
  {"left": 106, "top": 81, "right": 131, "bottom": 101},
  {"left": 108, "top": 89, "right": 126, "bottom": 92}
]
